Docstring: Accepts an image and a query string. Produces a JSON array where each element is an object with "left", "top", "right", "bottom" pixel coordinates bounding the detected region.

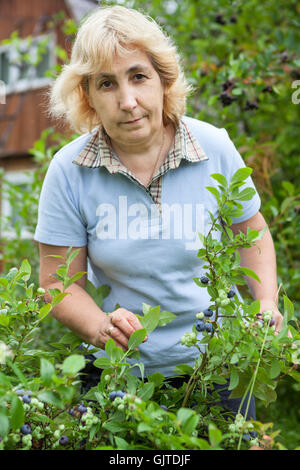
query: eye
[
  {"left": 99, "top": 80, "right": 114, "bottom": 89},
  {"left": 133, "top": 73, "right": 147, "bottom": 82}
]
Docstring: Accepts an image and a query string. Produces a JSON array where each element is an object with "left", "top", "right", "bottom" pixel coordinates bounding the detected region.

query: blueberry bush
[
  {"left": 0, "top": 0, "right": 300, "bottom": 450},
  {"left": 0, "top": 169, "right": 300, "bottom": 450}
]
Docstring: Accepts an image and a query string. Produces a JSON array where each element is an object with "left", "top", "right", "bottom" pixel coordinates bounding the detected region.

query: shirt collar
[{"left": 72, "top": 118, "right": 209, "bottom": 171}]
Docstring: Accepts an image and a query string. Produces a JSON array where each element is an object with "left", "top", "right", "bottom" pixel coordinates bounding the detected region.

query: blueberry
[
  {"left": 200, "top": 276, "right": 209, "bottom": 284},
  {"left": 205, "top": 323, "right": 213, "bottom": 333},
  {"left": 115, "top": 390, "right": 125, "bottom": 399},
  {"left": 227, "top": 289, "right": 236, "bottom": 298},
  {"left": 59, "top": 435, "right": 69, "bottom": 446},
  {"left": 109, "top": 391, "right": 118, "bottom": 401},
  {"left": 269, "top": 318, "right": 275, "bottom": 327},
  {"left": 78, "top": 403, "right": 87, "bottom": 414},
  {"left": 203, "top": 308, "right": 214, "bottom": 317},
  {"left": 68, "top": 408, "right": 74, "bottom": 416},
  {"left": 195, "top": 320, "right": 206, "bottom": 332},
  {"left": 22, "top": 395, "right": 31, "bottom": 404},
  {"left": 160, "top": 405, "right": 168, "bottom": 411},
  {"left": 20, "top": 424, "right": 31, "bottom": 435}
]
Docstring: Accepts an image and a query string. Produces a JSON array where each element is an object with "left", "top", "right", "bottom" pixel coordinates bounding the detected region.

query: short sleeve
[
  {"left": 220, "top": 128, "right": 261, "bottom": 224},
  {"left": 34, "top": 156, "right": 87, "bottom": 246}
]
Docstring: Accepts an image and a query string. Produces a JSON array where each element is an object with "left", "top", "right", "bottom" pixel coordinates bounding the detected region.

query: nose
[{"left": 118, "top": 84, "right": 137, "bottom": 112}]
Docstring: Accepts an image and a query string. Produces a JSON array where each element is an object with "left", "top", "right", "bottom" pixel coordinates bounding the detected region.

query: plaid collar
[{"left": 72, "top": 119, "right": 209, "bottom": 181}]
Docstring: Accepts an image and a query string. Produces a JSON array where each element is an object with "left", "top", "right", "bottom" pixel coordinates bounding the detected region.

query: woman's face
[{"left": 88, "top": 48, "right": 165, "bottom": 150}]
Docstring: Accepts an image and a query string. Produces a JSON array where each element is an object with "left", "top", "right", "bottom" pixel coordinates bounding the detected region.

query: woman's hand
[
  {"left": 257, "top": 299, "right": 284, "bottom": 335},
  {"left": 91, "top": 308, "right": 147, "bottom": 351}
]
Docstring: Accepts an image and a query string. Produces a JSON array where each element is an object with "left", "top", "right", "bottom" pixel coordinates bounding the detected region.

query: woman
[{"left": 34, "top": 5, "right": 282, "bottom": 418}]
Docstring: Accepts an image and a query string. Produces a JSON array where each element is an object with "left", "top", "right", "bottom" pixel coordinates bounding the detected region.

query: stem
[{"left": 236, "top": 322, "right": 271, "bottom": 450}]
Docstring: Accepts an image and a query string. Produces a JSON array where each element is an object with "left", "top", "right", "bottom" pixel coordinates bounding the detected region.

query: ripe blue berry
[
  {"left": 78, "top": 403, "right": 87, "bottom": 414},
  {"left": 195, "top": 320, "right": 206, "bottom": 332},
  {"left": 109, "top": 391, "right": 118, "bottom": 401},
  {"left": 227, "top": 289, "right": 236, "bottom": 298},
  {"left": 115, "top": 390, "right": 125, "bottom": 399},
  {"left": 160, "top": 405, "right": 168, "bottom": 411},
  {"left": 20, "top": 424, "right": 31, "bottom": 435},
  {"left": 200, "top": 276, "right": 209, "bottom": 284},
  {"left": 203, "top": 308, "right": 213, "bottom": 317},
  {"left": 269, "top": 317, "right": 275, "bottom": 327},
  {"left": 205, "top": 323, "right": 213, "bottom": 333},
  {"left": 59, "top": 435, "right": 69, "bottom": 446},
  {"left": 22, "top": 395, "right": 31, "bottom": 404}
]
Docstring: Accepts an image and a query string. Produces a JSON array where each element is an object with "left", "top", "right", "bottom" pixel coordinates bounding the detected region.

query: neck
[{"left": 110, "top": 125, "right": 172, "bottom": 172}]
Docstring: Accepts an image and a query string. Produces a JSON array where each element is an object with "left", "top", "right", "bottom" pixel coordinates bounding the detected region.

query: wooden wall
[{"left": 0, "top": 0, "right": 73, "bottom": 165}]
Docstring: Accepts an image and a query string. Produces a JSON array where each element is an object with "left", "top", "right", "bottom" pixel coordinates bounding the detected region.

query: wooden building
[{"left": 0, "top": 0, "right": 98, "bottom": 268}]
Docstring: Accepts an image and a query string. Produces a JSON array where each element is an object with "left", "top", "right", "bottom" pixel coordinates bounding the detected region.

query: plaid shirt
[{"left": 72, "top": 119, "right": 209, "bottom": 212}]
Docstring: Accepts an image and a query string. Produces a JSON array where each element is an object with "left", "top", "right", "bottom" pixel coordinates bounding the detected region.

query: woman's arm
[
  {"left": 230, "top": 211, "right": 283, "bottom": 332},
  {"left": 39, "top": 243, "right": 145, "bottom": 350}
]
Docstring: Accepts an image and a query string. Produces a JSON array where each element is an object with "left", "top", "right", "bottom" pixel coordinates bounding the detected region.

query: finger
[
  {"left": 111, "top": 314, "right": 136, "bottom": 338},
  {"left": 101, "top": 331, "right": 128, "bottom": 352},
  {"left": 108, "top": 326, "right": 131, "bottom": 350},
  {"left": 126, "top": 314, "right": 148, "bottom": 341}
]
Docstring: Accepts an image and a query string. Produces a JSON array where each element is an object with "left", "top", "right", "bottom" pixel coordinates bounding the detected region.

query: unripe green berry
[
  {"left": 218, "top": 290, "right": 227, "bottom": 299},
  {"left": 196, "top": 312, "right": 204, "bottom": 319}
]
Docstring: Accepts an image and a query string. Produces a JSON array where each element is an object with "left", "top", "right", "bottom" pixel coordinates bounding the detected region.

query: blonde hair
[{"left": 49, "top": 5, "right": 192, "bottom": 133}]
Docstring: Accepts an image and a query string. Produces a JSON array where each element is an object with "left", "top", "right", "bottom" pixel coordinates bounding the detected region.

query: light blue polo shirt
[{"left": 34, "top": 116, "right": 261, "bottom": 377}]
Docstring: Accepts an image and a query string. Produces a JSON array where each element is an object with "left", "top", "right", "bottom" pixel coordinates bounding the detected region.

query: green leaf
[
  {"left": 66, "top": 248, "right": 81, "bottom": 267},
  {"left": 114, "top": 436, "right": 130, "bottom": 450},
  {"left": 137, "top": 382, "right": 155, "bottom": 401},
  {"left": 230, "top": 167, "right": 252, "bottom": 184},
  {"left": 0, "top": 314, "right": 9, "bottom": 326},
  {"left": 210, "top": 173, "right": 228, "bottom": 188},
  {"left": 0, "top": 414, "right": 9, "bottom": 438},
  {"left": 283, "top": 295, "right": 294, "bottom": 326},
  {"left": 137, "top": 422, "right": 153, "bottom": 433},
  {"left": 182, "top": 414, "right": 199, "bottom": 435},
  {"left": 128, "top": 328, "right": 147, "bottom": 350},
  {"left": 38, "top": 303, "right": 52, "bottom": 320},
  {"left": 239, "top": 267, "right": 261, "bottom": 282},
  {"left": 206, "top": 186, "right": 221, "bottom": 200},
  {"left": 235, "top": 187, "right": 256, "bottom": 201},
  {"left": 148, "top": 372, "right": 165, "bottom": 387},
  {"left": 37, "top": 391, "right": 64, "bottom": 409},
  {"left": 158, "top": 310, "right": 176, "bottom": 327},
  {"left": 51, "top": 292, "right": 69, "bottom": 307},
  {"left": 40, "top": 358, "right": 55, "bottom": 385},
  {"left": 103, "top": 421, "right": 126, "bottom": 433},
  {"left": 93, "top": 357, "right": 112, "bottom": 369},
  {"left": 19, "top": 259, "right": 31, "bottom": 281},
  {"left": 62, "top": 354, "right": 86, "bottom": 376},
  {"left": 58, "top": 331, "right": 81, "bottom": 347},
  {"left": 140, "top": 305, "right": 161, "bottom": 334},
  {"left": 228, "top": 368, "right": 239, "bottom": 390},
  {"left": 64, "top": 271, "right": 87, "bottom": 289},
  {"left": 174, "top": 364, "right": 194, "bottom": 376},
  {"left": 270, "top": 359, "right": 281, "bottom": 379},
  {"left": 6, "top": 360, "right": 28, "bottom": 388},
  {"left": 105, "top": 338, "right": 124, "bottom": 362},
  {"left": 10, "top": 395, "right": 24, "bottom": 430},
  {"left": 208, "top": 423, "right": 223, "bottom": 447}
]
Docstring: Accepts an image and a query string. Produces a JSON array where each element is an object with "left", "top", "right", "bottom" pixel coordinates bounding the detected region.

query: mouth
[{"left": 122, "top": 116, "right": 145, "bottom": 125}]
